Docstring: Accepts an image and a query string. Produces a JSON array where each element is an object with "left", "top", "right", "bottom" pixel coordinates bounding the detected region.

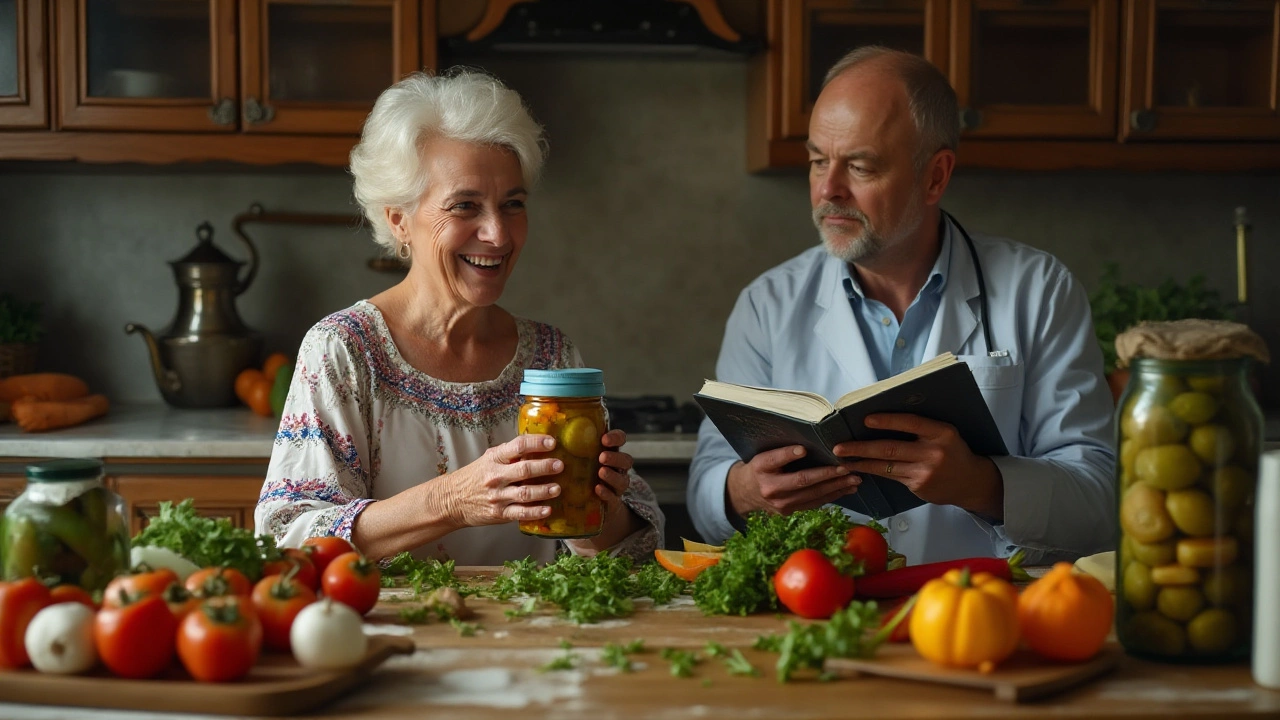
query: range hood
[{"left": 446, "top": 0, "right": 760, "bottom": 55}]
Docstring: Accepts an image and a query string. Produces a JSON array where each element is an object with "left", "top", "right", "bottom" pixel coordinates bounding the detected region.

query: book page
[
  {"left": 696, "top": 380, "right": 835, "bottom": 423},
  {"left": 832, "top": 352, "right": 958, "bottom": 409}
]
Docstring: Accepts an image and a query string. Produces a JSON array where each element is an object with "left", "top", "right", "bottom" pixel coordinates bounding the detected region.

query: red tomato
[
  {"left": 251, "top": 573, "right": 317, "bottom": 652},
  {"left": 102, "top": 568, "right": 180, "bottom": 608},
  {"left": 262, "top": 548, "right": 318, "bottom": 592},
  {"left": 0, "top": 578, "right": 53, "bottom": 668},
  {"left": 186, "top": 567, "right": 253, "bottom": 599},
  {"left": 177, "top": 596, "right": 263, "bottom": 682},
  {"left": 302, "top": 536, "right": 355, "bottom": 576},
  {"left": 773, "top": 549, "right": 855, "bottom": 619},
  {"left": 844, "top": 525, "right": 890, "bottom": 575},
  {"left": 321, "top": 551, "right": 381, "bottom": 616},
  {"left": 95, "top": 594, "right": 178, "bottom": 678},
  {"left": 49, "top": 584, "right": 98, "bottom": 610},
  {"left": 163, "top": 582, "right": 201, "bottom": 621}
]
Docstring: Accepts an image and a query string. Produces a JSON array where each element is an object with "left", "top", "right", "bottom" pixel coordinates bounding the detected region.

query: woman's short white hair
[{"left": 350, "top": 68, "right": 548, "bottom": 252}]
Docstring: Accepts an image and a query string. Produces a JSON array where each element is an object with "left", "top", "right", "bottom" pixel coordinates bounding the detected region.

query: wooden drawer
[{"left": 113, "top": 475, "right": 264, "bottom": 535}]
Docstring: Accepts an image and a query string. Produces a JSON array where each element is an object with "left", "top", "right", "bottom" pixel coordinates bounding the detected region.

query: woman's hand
[
  {"left": 567, "top": 429, "right": 644, "bottom": 553},
  {"left": 441, "top": 434, "right": 566, "bottom": 529}
]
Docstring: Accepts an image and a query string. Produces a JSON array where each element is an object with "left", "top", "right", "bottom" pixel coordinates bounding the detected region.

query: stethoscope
[{"left": 941, "top": 209, "right": 995, "bottom": 356}]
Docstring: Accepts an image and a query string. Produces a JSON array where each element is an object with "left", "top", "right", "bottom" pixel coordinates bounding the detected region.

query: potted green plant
[
  {"left": 1089, "top": 263, "right": 1233, "bottom": 401},
  {"left": 0, "top": 293, "right": 43, "bottom": 378}
]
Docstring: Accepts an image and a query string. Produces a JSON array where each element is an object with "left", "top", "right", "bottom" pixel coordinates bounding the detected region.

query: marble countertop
[{"left": 0, "top": 404, "right": 700, "bottom": 462}]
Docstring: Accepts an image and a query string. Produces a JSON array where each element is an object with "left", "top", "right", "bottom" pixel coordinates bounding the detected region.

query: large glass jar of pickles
[
  {"left": 2, "top": 459, "right": 129, "bottom": 592},
  {"left": 516, "top": 368, "right": 607, "bottom": 539},
  {"left": 1114, "top": 320, "right": 1269, "bottom": 662}
]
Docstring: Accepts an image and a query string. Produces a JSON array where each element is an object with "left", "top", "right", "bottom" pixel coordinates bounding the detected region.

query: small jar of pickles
[
  {"left": 1114, "top": 320, "right": 1269, "bottom": 662},
  {"left": 2, "top": 458, "right": 130, "bottom": 592},
  {"left": 517, "top": 368, "right": 607, "bottom": 539}
]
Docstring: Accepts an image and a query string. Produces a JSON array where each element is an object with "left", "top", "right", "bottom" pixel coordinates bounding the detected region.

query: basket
[{"left": 0, "top": 343, "right": 38, "bottom": 379}]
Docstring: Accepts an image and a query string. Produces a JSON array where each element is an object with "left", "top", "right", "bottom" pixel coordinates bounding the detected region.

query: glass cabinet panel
[
  {"left": 1123, "top": 0, "right": 1280, "bottom": 140},
  {"left": 0, "top": 0, "right": 46, "bottom": 128},
  {"left": 84, "top": 0, "right": 211, "bottom": 99},
  {"left": 952, "top": 0, "right": 1117, "bottom": 138},
  {"left": 782, "top": 0, "right": 946, "bottom": 140},
  {"left": 1153, "top": 8, "right": 1273, "bottom": 109},
  {"left": 806, "top": 6, "right": 927, "bottom": 108},
  {"left": 0, "top": 0, "right": 18, "bottom": 98},
  {"left": 267, "top": 4, "right": 393, "bottom": 104},
  {"left": 972, "top": 10, "right": 1090, "bottom": 106}
]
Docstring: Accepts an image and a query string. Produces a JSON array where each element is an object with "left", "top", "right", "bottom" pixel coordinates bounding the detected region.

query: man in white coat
[{"left": 687, "top": 46, "right": 1116, "bottom": 564}]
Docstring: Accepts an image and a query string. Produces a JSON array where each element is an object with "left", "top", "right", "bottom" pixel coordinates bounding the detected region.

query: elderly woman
[{"left": 254, "top": 70, "right": 663, "bottom": 564}]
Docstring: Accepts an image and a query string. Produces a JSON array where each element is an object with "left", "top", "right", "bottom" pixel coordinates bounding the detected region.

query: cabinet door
[
  {"left": 951, "top": 0, "right": 1118, "bottom": 138},
  {"left": 55, "top": 0, "right": 239, "bottom": 131},
  {"left": 114, "top": 475, "right": 264, "bottom": 535},
  {"left": 1123, "top": 0, "right": 1280, "bottom": 140},
  {"left": 239, "top": 0, "right": 420, "bottom": 134},
  {"left": 0, "top": 0, "right": 47, "bottom": 127},
  {"left": 780, "top": 0, "right": 950, "bottom": 140}
]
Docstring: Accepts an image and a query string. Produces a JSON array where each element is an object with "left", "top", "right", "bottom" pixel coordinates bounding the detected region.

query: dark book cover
[{"left": 694, "top": 361, "right": 1007, "bottom": 520}]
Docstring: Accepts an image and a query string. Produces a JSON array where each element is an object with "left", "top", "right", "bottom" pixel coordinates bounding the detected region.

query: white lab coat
[{"left": 688, "top": 218, "right": 1117, "bottom": 564}]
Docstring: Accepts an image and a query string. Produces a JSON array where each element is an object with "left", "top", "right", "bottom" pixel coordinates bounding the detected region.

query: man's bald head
[{"left": 821, "top": 47, "right": 959, "bottom": 172}]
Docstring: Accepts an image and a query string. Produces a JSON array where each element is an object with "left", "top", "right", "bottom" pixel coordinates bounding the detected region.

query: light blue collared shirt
[
  {"left": 844, "top": 225, "right": 951, "bottom": 381},
  {"left": 688, "top": 216, "right": 1117, "bottom": 565}
]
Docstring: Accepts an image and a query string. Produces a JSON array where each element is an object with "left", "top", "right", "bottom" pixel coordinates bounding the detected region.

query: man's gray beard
[{"left": 813, "top": 203, "right": 881, "bottom": 263}]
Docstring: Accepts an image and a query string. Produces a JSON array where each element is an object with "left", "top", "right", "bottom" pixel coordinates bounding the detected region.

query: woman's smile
[{"left": 459, "top": 252, "right": 508, "bottom": 274}]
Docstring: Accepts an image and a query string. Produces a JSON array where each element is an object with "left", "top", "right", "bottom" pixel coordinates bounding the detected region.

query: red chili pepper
[{"left": 853, "top": 549, "right": 1029, "bottom": 599}]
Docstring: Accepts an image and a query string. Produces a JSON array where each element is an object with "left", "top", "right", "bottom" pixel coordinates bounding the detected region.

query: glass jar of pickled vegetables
[
  {"left": 1114, "top": 320, "right": 1269, "bottom": 663},
  {"left": 2, "top": 458, "right": 129, "bottom": 592},
  {"left": 517, "top": 368, "right": 607, "bottom": 539}
]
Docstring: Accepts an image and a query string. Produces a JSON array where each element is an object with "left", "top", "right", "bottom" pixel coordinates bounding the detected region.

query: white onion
[
  {"left": 25, "top": 603, "right": 97, "bottom": 674},
  {"left": 290, "top": 598, "right": 368, "bottom": 670},
  {"left": 130, "top": 545, "right": 201, "bottom": 581}
]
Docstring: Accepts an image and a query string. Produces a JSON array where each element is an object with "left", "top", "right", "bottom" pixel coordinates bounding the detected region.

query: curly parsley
[
  {"left": 692, "top": 507, "right": 858, "bottom": 616},
  {"left": 381, "top": 552, "right": 470, "bottom": 595},
  {"left": 660, "top": 648, "right": 701, "bottom": 678},
  {"left": 753, "top": 598, "right": 909, "bottom": 682},
  {"left": 132, "top": 499, "right": 275, "bottom": 580}
]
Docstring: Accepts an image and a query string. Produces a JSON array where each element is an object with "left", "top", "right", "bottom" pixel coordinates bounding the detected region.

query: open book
[{"left": 694, "top": 353, "right": 1007, "bottom": 519}]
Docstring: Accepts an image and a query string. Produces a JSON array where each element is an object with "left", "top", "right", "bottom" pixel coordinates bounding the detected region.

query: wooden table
[{"left": 302, "top": 569, "right": 1280, "bottom": 720}]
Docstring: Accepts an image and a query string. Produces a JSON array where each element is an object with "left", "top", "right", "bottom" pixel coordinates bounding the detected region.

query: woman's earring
[{"left": 397, "top": 242, "right": 411, "bottom": 260}]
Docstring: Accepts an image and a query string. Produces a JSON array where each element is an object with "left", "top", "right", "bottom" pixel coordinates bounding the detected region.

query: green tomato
[
  {"left": 1168, "top": 391, "right": 1219, "bottom": 425},
  {"left": 1157, "top": 585, "right": 1206, "bottom": 623},
  {"left": 1125, "top": 612, "right": 1187, "bottom": 656},
  {"left": 1135, "top": 445, "right": 1201, "bottom": 491},
  {"left": 1186, "top": 608, "right": 1237, "bottom": 655},
  {"left": 1188, "top": 425, "right": 1235, "bottom": 465},
  {"left": 1123, "top": 561, "right": 1156, "bottom": 611},
  {"left": 559, "top": 416, "right": 600, "bottom": 459}
]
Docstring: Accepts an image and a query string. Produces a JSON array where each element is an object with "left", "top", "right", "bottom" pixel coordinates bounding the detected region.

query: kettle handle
[{"left": 230, "top": 205, "right": 262, "bottom": 296}]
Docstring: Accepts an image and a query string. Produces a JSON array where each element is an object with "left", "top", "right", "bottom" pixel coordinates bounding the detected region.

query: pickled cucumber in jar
[
  {"left": 515, "top": 369, "right": 608, "bottom": 539},
  {"left": 3, "top": 459, "right": 129, "bottom": 592},
  {"left": 1112, "top": 320, "right": 1268, "bottom": 664}
]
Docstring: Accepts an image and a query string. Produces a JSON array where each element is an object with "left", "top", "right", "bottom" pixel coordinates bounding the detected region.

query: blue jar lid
[{"left": 520, "top": 368, "right": 605, "bottom": 398}]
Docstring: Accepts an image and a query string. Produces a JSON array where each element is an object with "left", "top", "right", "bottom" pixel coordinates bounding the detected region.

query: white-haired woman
[{"left": 254, "top": 70, "right": 662, "bottom": 565}]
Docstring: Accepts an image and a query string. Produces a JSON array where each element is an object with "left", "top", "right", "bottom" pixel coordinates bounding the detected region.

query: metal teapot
[{"left": 125, "top": 222, "right": 263, "bottom": 408}]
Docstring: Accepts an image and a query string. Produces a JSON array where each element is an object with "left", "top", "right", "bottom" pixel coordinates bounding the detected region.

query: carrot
[
  {"left": 854, "top": 550, "right": 1030, "bottom": 599},
  {"left": 0, "top": 373, "right": 89, "bottom": 403},
  {"left": 11, "top": 394, "right": 109, "bottom": 432}
]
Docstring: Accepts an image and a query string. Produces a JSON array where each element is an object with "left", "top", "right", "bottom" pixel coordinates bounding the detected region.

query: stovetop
[{"left": 605, "top": 395, "right": 703, "bottom": 435}]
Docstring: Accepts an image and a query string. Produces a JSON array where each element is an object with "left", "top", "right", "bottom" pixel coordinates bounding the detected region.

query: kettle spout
[{"left": 124, "top": 323, "right": 182, "bottom": 395}]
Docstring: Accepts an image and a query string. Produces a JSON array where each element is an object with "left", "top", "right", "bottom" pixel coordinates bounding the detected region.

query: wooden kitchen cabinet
[
  {"left": 54, "top": 0, "right": 239, "bottom": 132},
  {"left": 1122, "top": 0, "right": 1280, "bottom": 140},
  {"left": 950, "top": 0, "right": 1118, "bottom": 138},
  {"left": 0, "top": 474, "right": 27, "bottom": 514},
  {"left": 239, "top": 0, "right": 422, "bottom": 135},
  {"left": 114, "top": 474, "right": 264, "bottom": 535},
  {"left": 0, "top": 0, "right": 48, "bottom": 128}
]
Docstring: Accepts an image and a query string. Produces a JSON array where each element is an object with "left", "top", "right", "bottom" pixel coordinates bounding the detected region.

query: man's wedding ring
[{"left": 885, "top": 463, "right": 894, "bottom": 476}]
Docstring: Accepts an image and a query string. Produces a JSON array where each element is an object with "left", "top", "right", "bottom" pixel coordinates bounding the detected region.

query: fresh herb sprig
[
  {"left": 449, "top": 618, "right": 480, "bottom": 637},
  {"left": 132, "top": 499, "right": 275, "bottom": 580},
  {"left": 692, "top": 508, "right": 857, "bottom": 616},
  {"left": 754, "top": 598, "right": 912, "bottom": 682},
  {"left": 660, "top": 648, "right": 701, "bottom": 678},
  {"left": 381, "top": 552, "right": 469, "bottom": 595},
  {"left": 540, "top": 639, "right": 579, "bottom": 672},
  {"left": 633, "top": 561, "right": 690, "bottom": 604},
  {"left": 601, "top": 640, "right": 646, "bottom": 672},
  {"left": 485, "top": 553, "right": 685, "bottom": 624}
]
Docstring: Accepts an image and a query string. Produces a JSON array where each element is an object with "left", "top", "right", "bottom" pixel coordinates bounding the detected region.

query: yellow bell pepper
[{"left": 909, "top": 567, "right": 1020, "bottom": 672}]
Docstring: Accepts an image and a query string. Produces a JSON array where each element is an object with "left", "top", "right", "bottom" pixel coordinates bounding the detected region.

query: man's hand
[
  {"left": 726, "top": 446, "right": 862, "bottom": 517},
  {"left": 834, "top": 413, "right": 1004, "bottom": 520}
]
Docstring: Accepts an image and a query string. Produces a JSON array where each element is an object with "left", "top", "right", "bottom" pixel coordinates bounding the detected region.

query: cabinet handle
[
  {"left": 959, "top": 107, "right": 983, "bottom": 131},
  {"left": 244, "top": 97, "right": 276, "bottom": 125},
  {"left": 208, "top": 98, "right": 236, "bottom": 126},
  {"left": 1129, "top": 108, "right": 1156, "bottom": 132}
]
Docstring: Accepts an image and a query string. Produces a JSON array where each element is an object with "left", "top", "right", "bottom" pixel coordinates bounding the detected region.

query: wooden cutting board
[
  {"left": 824, "top": 643, "right": 1123, "bottom": 702},
  {"left": 0, "top": 634, "right": 415, "bottom": 716}
]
